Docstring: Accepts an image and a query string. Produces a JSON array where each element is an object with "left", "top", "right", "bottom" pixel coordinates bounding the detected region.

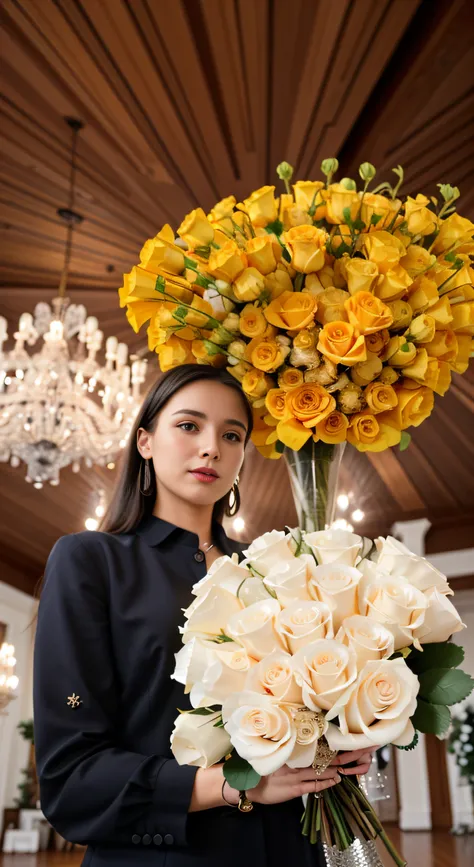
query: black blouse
[{"left": 34, "top": 517, "right": 323, "bottom": 867}]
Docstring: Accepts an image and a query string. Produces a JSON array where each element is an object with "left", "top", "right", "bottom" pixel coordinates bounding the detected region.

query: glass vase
[{"left": 284, "top": 440, "right": 346, "bottom": 533}]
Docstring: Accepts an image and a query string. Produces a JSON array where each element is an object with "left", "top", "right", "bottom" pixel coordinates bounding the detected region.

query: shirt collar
[{"left": 136, "top": 515, "right": 242, "bottom": 558}]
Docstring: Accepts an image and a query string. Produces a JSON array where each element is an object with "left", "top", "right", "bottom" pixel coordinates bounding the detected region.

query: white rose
[
  {"left": 304, "top": 528, "right": 363, "bottom": 566},
  {"left": 171, "top": 710, "right": 232, "bottom": 768},
  {"left": 308, "top": 563, "right": 362, "bottom": 631},
  {"left": 203, "top": 287, "right": 235, "bottom": 318},
  {"left": 286, "top": 708, "right": 328, "bottom": 769},
  {"left": 325, "top": 658, "right": 419, "bottom": 750},
  {"left": 263, "top": 555, "right": 313, "bottom": 605},
  {"left": 276, "top": 600, "right": 334, "bottom": 653},
  {"left": 361, "top": 574, "right": 427, "bottom": 650},
  {"left": 182, "top": 586, "right": 243, "bottom": 644},
  {"left": 375, "top": 536, "right": 453, "bottom": 595},
  {"left": 171, "top": 636, "right": 217, "bottom": 693},
  {"left": 243, "top": 530, "right": 295, "bottom": 576},
  {"left": 413, "top": 588, "right": 465, "bottom": 644},
  {"left": 244, "top": 650, "right": 303, "bottom": 704},
  {"left": 292, "top": 638, "right": 358, "bottom": 711},
  {"left": 227, "top": 598, "right": 287, "bottom": 661},
  {"left": 191, "top": 555, "right": 249, "bottom": 599},
  {"left": 222, "top": 690, "right": 296, "bottom": 775},
  {"left": 190, "top": 644, "right": 257, "bottom": 708},
  {"left": 336, "top": 615, "right": 394, "bottom": 666},
  {"left": 236, "top": 576, "right": 277, "bottom": 607}
]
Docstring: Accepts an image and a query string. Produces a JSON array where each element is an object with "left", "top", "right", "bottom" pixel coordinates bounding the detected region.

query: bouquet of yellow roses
[{"left": 119, "top": 158, "right": 473, "bottom": 459}]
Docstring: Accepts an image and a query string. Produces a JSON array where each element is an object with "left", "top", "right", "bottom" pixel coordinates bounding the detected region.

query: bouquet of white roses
[{"left": 170, "top": 529, "right": 473, "bottom": 864}]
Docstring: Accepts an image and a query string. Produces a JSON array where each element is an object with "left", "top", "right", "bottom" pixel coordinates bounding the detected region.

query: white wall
[
  {"left": 449, "top": 589, "right": 474, "bottom": 827},
  {"left": 0, "top": 581, "right": 37, "bottom": 823}
]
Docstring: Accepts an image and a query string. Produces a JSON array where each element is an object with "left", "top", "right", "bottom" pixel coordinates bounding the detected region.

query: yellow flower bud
[
  {"left": 386, "top": 299, "right": 413, "bottom": 331},
  {"left": 207, "top": 195, "right": 237, "bottom": 223},
  {"left": 246, "top": 235, "right": 278, "bottom": 275},
  {"left": 178, "top": 207, "right": 215, "bottom": 249},
  {"left": 378, "top": 366, "right": 399, "bottom": 385},
  {"left": 407, "top": 314, "right": 436, "bottom": 344},
  {"left": 239, "top": 185, "right": 277, "bottom": 228},
  {"left": 404, "top": 194, "right": 437, "bottom": 237},
  {"left": 242, "top": 368, "right": 274, "bottom": 399},
  {"left": 385, "top": 336, "right": 417, "bottom": 367},
  {"left": 365, "top": 328, "right": 391, "bottom": 356},
  {"left": 233, "top": 267, "right": 266, "bottom": 302},
  {"left": 284, "top": 225, "right": 328, "bottom": 273}
]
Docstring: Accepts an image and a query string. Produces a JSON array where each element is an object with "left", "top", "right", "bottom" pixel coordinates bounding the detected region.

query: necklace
[{"left": 201, "top": 541, "right": 215, "bottom": 553}]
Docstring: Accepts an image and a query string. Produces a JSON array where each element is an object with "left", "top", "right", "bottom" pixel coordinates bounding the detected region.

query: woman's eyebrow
[{"left": 172, "top": 409, "right": 247, "bottom": 432}]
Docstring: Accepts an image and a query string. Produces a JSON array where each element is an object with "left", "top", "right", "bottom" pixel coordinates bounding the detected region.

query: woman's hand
[
  {"left": 330, "top": 747, "right": 375, "bottom": 777},
  {"left": 245, "top": 763, "right": 341, "bottom": 806}
]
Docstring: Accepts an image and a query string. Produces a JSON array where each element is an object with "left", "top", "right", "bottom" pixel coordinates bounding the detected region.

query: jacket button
[
  {"left": 164, "top": 833, "right": 174, "bottom": 845},
  {"left": 153, "top": 834, "right": 163, "bottom": 846},
  {"left": 131, "top": 834, "right": 141, "bottom": 844},
  {"left": 142, "top": 834, "right": 152, "bottom": 845},
  {"left": 194, "top": 550, "right": 205, "bottom": 563}
]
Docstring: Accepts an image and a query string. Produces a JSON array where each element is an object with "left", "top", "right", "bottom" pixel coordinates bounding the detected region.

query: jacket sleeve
[{"left": 33, "top": 534, "right": 198, "bottom": 847}]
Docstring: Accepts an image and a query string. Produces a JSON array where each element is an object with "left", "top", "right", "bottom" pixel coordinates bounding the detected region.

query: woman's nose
[{"left": 199, "top": 438, "right": 220, "bottom": 461}]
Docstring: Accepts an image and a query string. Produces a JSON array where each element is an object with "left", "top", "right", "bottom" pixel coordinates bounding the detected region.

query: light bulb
[
  {"left": 233, "top": 517, "right": 245, "bottom": 533},
  {"left": 337, "top": 493, "right": 349, "bottom": 511},
  {"left": 352, "top": 509, "right": 365, "bottom": 523},
  {"left": 95, "top": 505, "right": 105, "bottom": 518},
  {"left": 331, "top": 518, "right": 354, "bottom": 532},
  {"left": 107, "top": 462, "right": 115, "bottom": 470},
  {"left": 85, "top": 518, "right": 98, "bottom": 531}
]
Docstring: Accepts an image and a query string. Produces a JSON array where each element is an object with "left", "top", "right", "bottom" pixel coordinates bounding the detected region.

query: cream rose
[
  {"left": 308, "top": 563, "right": 362, "bottom": 631},
  {"left": 190, "top": 644, "right": 257, "bottom": 708},
  {"left": 292, "top": 638, "right": 358, "bottom": 711},
  {"left": 375, "top": 536, "right": 453, "bottom": 595},
  {"left": 243, "top": 530, "right": 295, "bottom": 576},
  {"left": 191, "top": 554, "right": 251, "bottom": 599},
  {"left": 171, "top": 710, "right": 232, "bottom": 769},
  {"left": 172, "top": 636, "right": 216, "bottom": 694},
  {"left": 325, "top": 658, "right": 419, "bottom": 750},
  {"left": 413, "top": 588, "right": 465, "bottom": 644},
  {"left": 276, "top": 600, "right": 334, "bottom": 653},
  {"left": 182, "top": 586, "right": 243, "bottom": 644},
  {"left": 360, "top": 572, "right": 427, "bottom": 650},
  {"left": 304, "top": 528, "right": 363, "bottom": 566},
  {"left": 227, "top": 598, "right": 287, "bottom": 660},
  {"left": 245, "top": 650, "right": 303, "bottom": 703},
  {"left": 336, "top": 615, "right": 395, "bottom": 666},
  {"left": 263, "top": 555, "right": 314, "bottom": 606},
  {"left": 222, "top": 691, "right": 296, "bottom": 775}
]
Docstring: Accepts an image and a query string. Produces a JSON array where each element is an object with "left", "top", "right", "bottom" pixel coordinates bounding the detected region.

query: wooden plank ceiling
[{"left": 0, "top": 0, "right": 473, "bottom": 595}]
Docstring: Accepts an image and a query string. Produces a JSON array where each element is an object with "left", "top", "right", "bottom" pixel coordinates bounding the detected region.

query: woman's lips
[{"left": 189, "top": 470, "right": 219, "bottom": 483}]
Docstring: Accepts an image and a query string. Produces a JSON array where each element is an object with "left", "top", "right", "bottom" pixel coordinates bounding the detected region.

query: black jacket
[{"left": 34, "top": 517, "right": 323, "bottom": 867}]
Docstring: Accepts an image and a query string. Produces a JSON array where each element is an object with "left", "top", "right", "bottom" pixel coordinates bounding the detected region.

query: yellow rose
[
  {"left": 400, "top": 351, "right": 437, "bottom": 389},
  {"left": 239, "top": 303, "right": 268, "bottom": 339},
  {"left": 347, "top": 413, "right": 401, "bottom": 452},
  {"left": 450, "top": 301, "right": 474, "bottom": 334},
  {"left": 264, "top": 266, "right": 294, "bottom": 299},
  {"left": 365, "top": 329, "right": 390, "bottom": 356},
  {"left": 242, "top": 368, "right": 274, "bottom": 399},
  {"left": 276, "top": 417, "right": 312, "bottom": 450},
  {"left": 281, "top": 205, "right": 313, "bottom": 229},
  {"left": 385, "top": 336, "right": 417, "bottom": 367},
  {"left": 362, "top": 231, "right": 406, "bottom": 274},
  {"left": 386, "top": 299, "right": 413, "bottom": 330},
  {"left": 404, "top": 194, "right": 437, "bottom": 237},
  {"left": 285, "top": 383, "right": 336, "bottom": 428},
  {"left": 360, "top": 194, "right": 401, "bottom": 231},
  {"left": 433, "top": 361, "right": 451, "bottom": 396},
  {"left": 432, "top": 213, "right": 474, "bottom": 255},
  {"left": 126, "top": 300, "right": 159, "bottom": 332},
  {"left": 158, "top": 335, "right": 195, "bottom": 371},
  {"left": 364, "top": 382, "right": 398, "bottom": 414},
  {"left": 325, "top": 183, "right": 359, "bottom": 224},
  {"left": 128, "top": 266, "right": 193, "bottom": 305},
  {"left": 315, "top": 288, "right": 350, "bottom": 325},
  {"left": 227, "top": 339, "right": 247, "bottom": 363},
  {"left": 378, "top": 366, "right": 399, "bottom": 386},
  {"left": 433, "top": 262, "right": 472, "bottom": 295},
  {"left": 239, "top": 185, "right": 277, "bottom": 228},
  {"left": 246, "top": 335, "right": 289, "bottom": 372},
  {"left": 264, "top": 290, "right": 318, "bottom": 331},
  {"left": 345, "top": 259, "right": 379, "bottom": 295},
  {"left": 207, "top": 241, "right": 247, "bottom": 282},
  {"left": 147, "top": 316, "right": 166, "bottom": 352},
  {"left": 450, "top": 334, "right": 472, "bottom": 374},
  {"left": 407, "top": 314, "right": 436, "bottom": 343},
  {"left": 284, "top": 225, "right": 328, "bottom": 273},
  {"left": 407, "top": 276, "right": 439, "bottom": 313},
  {"left": 245, "top": 235, "right": 278, "bottom": 275},
  {"left": 318, "top": 321, "right": 367, "bottom": 366},
  {"left": 427, "top": 296, "right": 453, "bottom": 329},
  {"left": 400, "top": 244, "right": 435, "bottom": 278},
  {"left": 192, "top": 340, "right": 226, "bottom": 367},
  {"left": 182, "top": 295, "right": 214, "bottom": 328},
  {"left": 314, "top": 411, "right": 349, "bottom": 444},
  {"left": 233, "top": 267, "right": 266, "bottom": 302},
  {"left": 374, "top": 265, "right": 412, "bottom": 302},
  {"left": 265, "top": 388, "right": 288, "bottom": 419},
  {"left": 178, "top": 207, "right": 215, "bottom": 249},
  {"left": 378, "top": 386, "right": 434, "bottom": 430},
  {"left": 208, "top": 195, "right": 237, "bottom": 223},
  {"left": 423, "top": 329, "right": 458, "bottom": 363},
  {"left": 157, "top": 303, "right": 195, "bottom": 341},
  {"left": 337, "top": 383, "right": 366, "bottom": 414},
  {"left": 345, "top": 292, "right": 393, "bottom": 335},
  {"left": 351, "top": 352, "right": 383, "bottom": 387},
  {"left": 293, "top": 181, "right": 326, "bottom": 220},
  {"left": 278, "top": 367, "right": 304, "bottom": 391},
  {"left": 139, "top": 228, "right": 185, "bottom": 276}
]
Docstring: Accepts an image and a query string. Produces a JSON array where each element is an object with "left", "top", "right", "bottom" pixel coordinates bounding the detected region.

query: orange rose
[
  {"left": 314, "top": 411, "right": 349, "bottom": 444},
  {"left": 264, "top": 291, "right": 318, "bottom": 331},
  {"left": 378, "top": 386, "right": 434, "bottom": 430},
  {"left": 344, "top": 258, "right": 379, "bottom": 295},
  {"left": 344, "top": 292, "right": 393, "bottom": 335},
  {"left": 318, "top": 322, "right": 367, "bottom": 366},
  {"left": 239, "top": 304, "right": 268, "bottom": 339},
  {"left": 246, "top": 335, "right": 290, "bottom": 372},
  {"left": 265, "top": 388, "right": 288, "bottom": 420},
  {"left": 242, "top": 368, "right": 274, "bottom": 399},
  {"left": 278, "top": 367, "right": 305, "bottom": 391},
  {"left": 365, "top": 329, "right": 390, "bottom": 355},
  {"left": 347, "top": 413, "right": 401, "bottom": 452},
  {"left": 364, "top": 382, "right": 399, "bottom": 414},
  {"left": 285, "top": 383, "right": 336, "bottom": 428}
]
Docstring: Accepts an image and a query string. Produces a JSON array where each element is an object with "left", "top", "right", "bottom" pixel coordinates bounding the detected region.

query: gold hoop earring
[
  {"left": 226, "top": 476, "right": 240, "bottom": 518},
  {"left": 139, "top": 458, "right": 154, "bottom": 496}
]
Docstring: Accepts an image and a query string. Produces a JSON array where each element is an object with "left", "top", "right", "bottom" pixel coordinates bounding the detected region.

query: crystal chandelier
[{"left": 0, "top": 118, "right": 147, "bottom": 487}]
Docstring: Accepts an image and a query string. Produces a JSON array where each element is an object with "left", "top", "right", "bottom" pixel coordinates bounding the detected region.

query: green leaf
[
  {"left": 333, "top": 242, "right": 352, "bottom": 259},
  {"left": 418, "top": 668, "right": 474, "bottom": 706},
  {"left": 408, "top": 642, "right": 464, "bottom": 675},
  {"left": 202, "top": 340, "right": 221, "bottom": 357},
  {"left": 294, "top": 273, "right": 304, "bottom": 292},
  {"left": 411, "top": 699, "right": 451, "bottom": 735},
  {"left": 187, "top": 706, "right": 220, "bottom": 716},
  {"left": 265, "top": 219, "right": 284, "bottom": 237},
  {"left": 223, "top": 753, "right": 261, "bottom": 791},
  {"left": 342, "top": 207, "right": 352, "bottom": 224},
  {"left": 275, "top": 440, "right": 285, "bottom": 454},
  {"left": 399, "top": 431, "right": 411, "bottom": 452},
  {"left": 209, "top": 629, "right": 235, "bottom": 644},
  {"left": 282, "top": 247, "right": 291, "bottom": 263},
  {"left": 396, "top": 730, "right": 419, "bottom": 751},
  {"left": 353, "top": 219, "right": 366, "bottom": 231},
  {"left": 154, "top": 275, "right": 166, "bottom": 293},
  {"left": 370, "top": 214, "right": 383, "bottom": 226}
]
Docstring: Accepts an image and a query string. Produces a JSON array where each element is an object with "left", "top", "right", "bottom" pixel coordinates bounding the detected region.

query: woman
[{"left": 34, "top": 365, "right": 372, "bottom": 867}]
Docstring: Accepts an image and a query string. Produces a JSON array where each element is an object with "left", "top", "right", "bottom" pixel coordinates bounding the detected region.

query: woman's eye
[
  {"left": 224, "top": 432, "right": 241, "bottom": 443},
  {"left": 178, "top": 422, "right": 198, "bottom": 432}
]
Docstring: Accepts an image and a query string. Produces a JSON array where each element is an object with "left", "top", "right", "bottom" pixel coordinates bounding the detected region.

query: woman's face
[{"left": 137, "top": 380, "right": 248, "bottom": 510}]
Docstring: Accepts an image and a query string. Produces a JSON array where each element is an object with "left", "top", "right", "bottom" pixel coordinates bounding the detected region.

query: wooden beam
[{"left": 367, "top": 449, "right": 425, "bottom": 512}]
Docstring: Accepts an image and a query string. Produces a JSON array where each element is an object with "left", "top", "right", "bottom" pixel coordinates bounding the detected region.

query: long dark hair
[{"left": 100, "top": 364, "right": 253, "bottom": 535}]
